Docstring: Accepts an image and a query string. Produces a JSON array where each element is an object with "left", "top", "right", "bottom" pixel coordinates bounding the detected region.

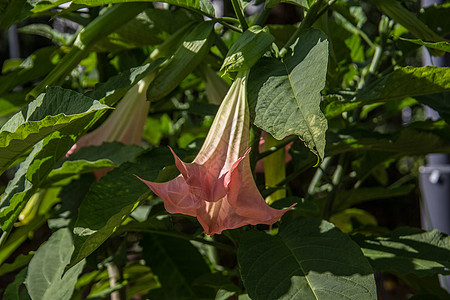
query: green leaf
[
  {"left": 221, "top": 25, "right": 274, "bottom": 75},
  {"left": 141, "top": 234, "right": 215, "bottom": 299},
  {"left": 46, "top": 142, "right": 142, "bottom": 184},
  {"left": 0, "top": 88, "right": 110, "bottom": 239},
  {"left": 3, "top": 267, "right": 30, "bottom": 300},
  {"left": 0, "top": 252, "right": 33, "bottom": 277},
  {"left": 88, "top": 59, "right": 163, "bottom": 107},
  {"left": 0, "top": 46, "right": 60, "bottom": 96},
  {"left": 398, "top": 37, "right": 450, "bottom": 53},
  {"left": 0, "top": 86, "right": 110, "bottom": 176},
  {"left": 238, "top": 217, "right": 377, "bottom": 300},
  {"left": 248, "top": 28, "right": 329, "bottom": 163},
  {"left": 69, "top": 148, "right": 176, "bottom": 268},
  {"left": 370, "top": 0, "right": 443, "bottom": 55},
  {"left": 419, "top": 2, "right": 450, "bottom": 36},
  {"left": 28, "top": 3, "right": 150, "bottom": 99},
  {"left": 72, "top": 0, "right": 215, "bottom": 17},
  {"left": 25, "top": 228, "right": 85, "bottom": 300},
  {"left": 147, "top": 21, "right": 214, "bottom": 101},
  {"left": 416, "top": 92, "right": 450, "bottom": 124},
  {"left": 357, "top": 67, "right": 450, "bottom": 103},
  {"left": 353, "top": 227, "right": 450, "bottom": 278}
]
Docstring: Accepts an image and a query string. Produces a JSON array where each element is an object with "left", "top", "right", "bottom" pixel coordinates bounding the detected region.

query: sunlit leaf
[
  {"left": 0, "top": 86, "right": 110, "bottom": 176},
  {"left": 353, "top": 227, "right": 450, "bottom": 277},
  {"left": 248, "top": 28, "right": 329, "bottom": 163}
]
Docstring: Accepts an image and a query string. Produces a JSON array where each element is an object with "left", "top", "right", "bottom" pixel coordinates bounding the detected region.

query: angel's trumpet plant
[
  {"left": 138, "top": 72, "right": 295, "bottom": 235},
  {"left": 67, "top": 72, "right": 155, "bottom": 178}
]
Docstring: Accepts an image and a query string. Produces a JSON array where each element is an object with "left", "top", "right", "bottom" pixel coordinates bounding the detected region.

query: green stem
[
  {"left": 254, "top": 7, "right": 271, "bottom": 26},
  {"left": 213, "top": 18, "right": 243, "bottom": 32},
  {"left": 307, "top": 156, "right": 331, "bottom": 195},
  {"left": 279, "top": 0, "right": 324, "bottom": 57},
  {"left": 322, "top": 154, "right": 345, "bottom": 220},
  {"left": 116, "top": 226, "right": 235, "bottom": 253},
  {"left": 231, "top": 0, "right": 249, "bottom": 31}
]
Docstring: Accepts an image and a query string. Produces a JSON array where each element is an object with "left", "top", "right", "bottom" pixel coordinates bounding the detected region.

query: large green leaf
[
  {"left": 0, "top": 86, "right": 110, "bottom": 176},
  {"left": 25, "top": 228, "right": 85, "bottom": 300},
  {"left": 72, "top": 0, "right": 215, "bottom": 17},
  {"left": 147, "top": 21, "right": 214, "bottom": 101},
  {"left": 68, "top": 148, "right": 176, "bottom": 268},
  {"left": 357, "top": 67, "right": 450, "bottom": 103},
  {"left": 141, "top": 234, "right": 215, "bottom": 299},
  {"left": 248, "top": 28, "right": 329, "bottom": 163},
  {"left": 353, "top": 227, "right": 450, "bottom": 278},
  {"left": 0, "top": 88, "right": 110, "bottom": 239},
  {"left": 416, "top": 92, "right": 450, "bottom": 124},
  {"left": 46, "top": 142, "right": 142, "bottom": 184},
  {"left": 238, "top": 217, "right": 377, "bottom": 300}
]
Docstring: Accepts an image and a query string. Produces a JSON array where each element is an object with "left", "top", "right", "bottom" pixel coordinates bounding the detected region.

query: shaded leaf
[
  {"left": 353, "top": 227, "right": 450, "bottom": 278},
  {"left": 238, "top": 217, "right": 377, "bottom": 300},
  {"left": 141, "top": 234, "right": 215, "bottom": 299},
  {"left": 69, "top": 148, "right": 176, "bottom": 268},
  {"left": 72, "top": 0, "right": 215, "bottom": 17},
  {"left": 28, "top": 3, "right": 150, "bottom": 98},
  {"left": 0, "top": 252, "right": 33, "bottom": 277},
  {"left": 3, "top": 267, "right": 30, "bottom": 300},
  {"left": 25, "top": 228, "right": 85, "bottom": 300},
  {"left": 46, "top": 142, "right": 142, "bottom": 184},
  {"left": 248, "top": 28, "right": 328, "bottom": 163}
]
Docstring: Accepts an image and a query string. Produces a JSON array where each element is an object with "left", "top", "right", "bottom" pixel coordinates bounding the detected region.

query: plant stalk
[{"left": 231, "top": 0, "right": 249, "bottom": 31}]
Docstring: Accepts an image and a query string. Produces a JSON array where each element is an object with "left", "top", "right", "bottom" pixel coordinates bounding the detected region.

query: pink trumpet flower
[
  {"left": 67, "top": 73, "right": 155, "bottom": 179},
  {"left": 138, "top": 72, "right": 295, "bottom": 235}
]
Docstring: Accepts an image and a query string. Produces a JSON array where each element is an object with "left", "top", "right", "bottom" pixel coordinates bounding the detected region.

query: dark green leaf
[
  {"left": 87, "top": 59, "right": 163, "bottom": 106},
  {"left": 69, "top": 148, "right": 176, "bottom": 268},
  {"left": 238, "top": 217, "right": 377, "bottom": 300},
  {"left": 25, "top": 228, "right": 85, "bottom": 300},
  {"left": 0, "top": 252, "right": 33, "bottom": 277},
  {"left": 416, "top": 92, "right": 450, "bottom": 124},
  {"left": 353, "top": 227, "right": 450, "bottom": 278},
  {"left": 142, "top": 234, "right": 215, "bottom": 299},
  {"left": 0, "top": 46, "right": 60, "bottom": 96},
  {"left": 46, "top": 142, "right": 142, "bottom": 184},
  {"left": 248, "top": 28, "right": 328, "bottom": 163},
  {"left": 147, "top": 21, "right": 214, "bottom": 101},
  {"left": 3, "top": 267, "right": 30, "bottom": 300},
  {"left": 72, "top": 0, "right": 215, "bottom": 17}
]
